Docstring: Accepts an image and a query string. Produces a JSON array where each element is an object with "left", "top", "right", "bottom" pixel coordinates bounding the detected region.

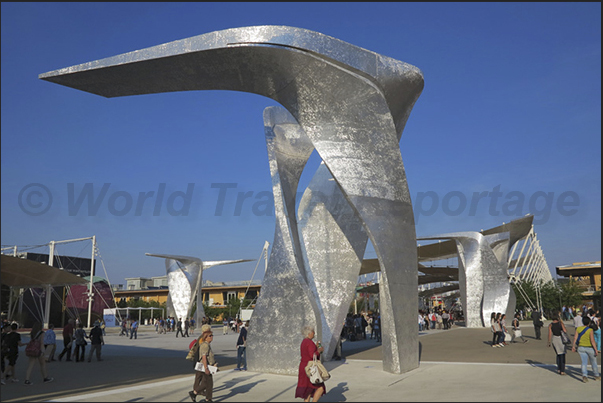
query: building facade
[
  {"left": 556, "top": 261, "right": 601, "bottom": 309},
  {"left": 115, "top": 277, "right": 261, "bottom": 311}
]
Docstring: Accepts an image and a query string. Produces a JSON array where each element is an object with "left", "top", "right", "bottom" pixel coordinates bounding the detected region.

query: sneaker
[
  {"left": 11, "top": 378, "right": 19, "bottom": 383},
  {"left": 188, "top": 391, "right": 196, "bottom": 402},
  {"left": 233, "top": 368, "right": 241, "bottom": 371},
  {"left": 24, "top": 380, "right": 32, "bottom": 386},
  {"left": 1, "top": 379, "right": 5, "bottom": 385},
  {"left": 582, "top": 376, "right": 588, "bottom": 383},
  {"left": 43, "top": 377, "right": 54, "bottom": 383},
  {"left": 594, "top": 376, "right": 601, "bottom": 381},
  {"left": 523, "top": 340, "right": 528, "bottom": 343}
]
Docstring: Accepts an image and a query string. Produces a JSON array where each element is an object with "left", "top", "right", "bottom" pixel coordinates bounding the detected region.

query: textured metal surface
[
  {"left": 247, "top": 106, "right": 317, "bottom": 375},
  {"left": 481, "top": 233, "right": 515, "bottom": 323},
  {"left": 417, "top": 232, "right": 514, "bottom": 328},
  {"left": 482, "top": 215, "right": 533, "bottom": 247},
  {"left": 146, "top": 253, "right": 251, "bottom": 325},
  {"left": 298, "top": 161, "right": 369, "bottom": 361},
  {"left": 40, "top": 25, "right": 424, "bottom": 374}
]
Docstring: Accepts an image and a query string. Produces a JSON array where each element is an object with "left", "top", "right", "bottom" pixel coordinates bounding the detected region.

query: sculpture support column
[{"left": 247, "top": 107, "right": 318, "bottom": 375}]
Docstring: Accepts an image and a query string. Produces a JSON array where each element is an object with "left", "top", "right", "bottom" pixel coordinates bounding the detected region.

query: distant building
[
  {"left": 556, "top": 261, "right": 601, "bottom": 309},
  {"left": 115, "top": 276, "right": 262, "bottom": 312}
]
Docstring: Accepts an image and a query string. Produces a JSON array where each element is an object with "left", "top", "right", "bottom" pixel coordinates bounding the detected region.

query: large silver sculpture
[
  {"left": 145, "top": 253, "right": 251, "bottom": 325},
  {"left": 39, "top": 25, "right": 424, "bottom": 374}
]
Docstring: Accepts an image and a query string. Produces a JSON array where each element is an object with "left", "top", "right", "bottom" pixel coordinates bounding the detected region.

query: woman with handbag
[
  {"left": 295, "top": 326, "right": 326, "bottom": 402},
  {"left": 547, "top": 314, "right": 568, "bottom": 375},
  {"left": 511, "top": 313, "right": 528, "bottom": 343},
  {"left": 24, "top": 322, "right": 53, "bottom": 385}
]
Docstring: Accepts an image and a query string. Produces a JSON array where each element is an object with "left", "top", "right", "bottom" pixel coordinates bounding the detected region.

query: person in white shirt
[{"left": 574, "top": 311, "right": 583, "bottom": 328}]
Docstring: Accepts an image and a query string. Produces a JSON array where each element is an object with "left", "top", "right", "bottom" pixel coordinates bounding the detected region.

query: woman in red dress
[{"left": 295, "top": 325, "right": 326, "bottom": 402}]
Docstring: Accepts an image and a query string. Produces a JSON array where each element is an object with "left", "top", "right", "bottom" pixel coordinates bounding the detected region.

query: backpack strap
[{"left": 575, "top": 327, "right": 590, "bottom": 346}]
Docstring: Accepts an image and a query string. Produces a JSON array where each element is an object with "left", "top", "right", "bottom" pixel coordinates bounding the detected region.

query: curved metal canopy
[{"left": 1, "top": 254, "right": 87, "bottom": 288}]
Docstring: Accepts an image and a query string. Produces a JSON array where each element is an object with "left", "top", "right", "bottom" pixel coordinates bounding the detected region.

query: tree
[
  {"left": 512, "top": 280, "right": 537, "bottom": 311},
  {"left": 559, "top": 279, "right": 585, "bottom": 309},
  {"left": 540, "top": 281, "right": 562, "bottom": 317},
  {"left": 202, "top": 303, "right": 227, "bottom": 322},
  {"left": 513, "top": 279, "right": 585, "bottom": 318}
]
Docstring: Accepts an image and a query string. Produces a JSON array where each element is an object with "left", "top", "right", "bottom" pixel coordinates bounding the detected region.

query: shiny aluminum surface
[
  {"left": 247, "top": 106, "right": 318, "bottom": 375},
  {"left": 40, "top": 25, "right": 424, "bottom": 374},
  {"left": 146, "top": 253, "right": 251, "bottom": 326},
  {"left": 418, "top": 232, "right": 515, "bottom": 328}
]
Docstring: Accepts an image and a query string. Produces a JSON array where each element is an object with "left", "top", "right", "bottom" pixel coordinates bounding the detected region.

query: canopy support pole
[{"left": 86, "top": 236, "right": 96, "bottom": 328}]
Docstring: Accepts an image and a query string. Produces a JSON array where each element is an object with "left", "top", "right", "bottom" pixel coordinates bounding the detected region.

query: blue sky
[{"left": 1, "top": 2, "right": 600, "bottom": 286}]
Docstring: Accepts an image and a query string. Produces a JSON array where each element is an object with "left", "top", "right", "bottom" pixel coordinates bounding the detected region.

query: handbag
[
  {"left": 305, "top": 354, "right": 330, "bottom": 384},
  {"left": 514, "top": 329, "right": 522, "bottom": 338},
  {"left": 560, "top": 330, "right": 571, "bottom": 345},
  {"left": 504, "top": 332, "right": 512, "bottom": 342}
]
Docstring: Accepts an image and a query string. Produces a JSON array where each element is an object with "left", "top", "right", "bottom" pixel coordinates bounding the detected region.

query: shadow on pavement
[{"left": 213, "top": 374, "right": 267, "bottom": 401}]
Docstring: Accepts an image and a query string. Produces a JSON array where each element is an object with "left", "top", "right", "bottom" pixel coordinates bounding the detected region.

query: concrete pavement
[{"left": 1, "top": 320, "right": 600, "bottom": 402}]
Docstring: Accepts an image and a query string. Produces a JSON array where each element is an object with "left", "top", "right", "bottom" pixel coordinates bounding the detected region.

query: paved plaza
[{"left": 1, "top": 320, "right": 600, "bottom": 402}]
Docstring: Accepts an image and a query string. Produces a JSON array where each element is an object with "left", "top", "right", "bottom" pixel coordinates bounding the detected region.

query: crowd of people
[
  {"left": 0, "top": 318, "right": 108, "bottom": 386},
  {"left": 549, "top": 307, "right": 600, "bottom": 383},
  {"left": 2, "top": 303, "right": 600, "bottom": 398},
  {"left": 418, "top": 308, "right": 456, "bottom": 331}
]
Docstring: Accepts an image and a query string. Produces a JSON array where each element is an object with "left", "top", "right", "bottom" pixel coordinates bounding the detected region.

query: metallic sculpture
[
  {"left": 298, "top": 160, "right": 369, "bottom": 361},
  {"left": 261, "top": 106, "right": 369, "bottom": 364},
  {"left": 39, "top": 25, "right": 424, "bottom": 374},
  {"left": 253, "top": 107, "right": 319, "bottom": 374},
  {"left": 145, "top": 253, "right": 251, "bottom": 325},
  {"left": 418, "top": 232, "right": 490, "bottom": 327},
  {"left": 417, "top": 216, "right": 535, "bottom": 327}
]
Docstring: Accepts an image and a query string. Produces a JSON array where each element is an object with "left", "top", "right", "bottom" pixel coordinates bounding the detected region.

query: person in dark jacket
[
  {"left": 87, "top": 321, "right": 104, "bottom": 362},
  {"left": 234, "top": 320, "right": 247, "bottom": 371},
  {"left": 532, "top": 310, "right": 543, "bottom": 340}
]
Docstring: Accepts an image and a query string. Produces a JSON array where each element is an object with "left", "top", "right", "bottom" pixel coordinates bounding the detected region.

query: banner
[{"left": 103, "top": 308, "right": 117, "bottom": 327}]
